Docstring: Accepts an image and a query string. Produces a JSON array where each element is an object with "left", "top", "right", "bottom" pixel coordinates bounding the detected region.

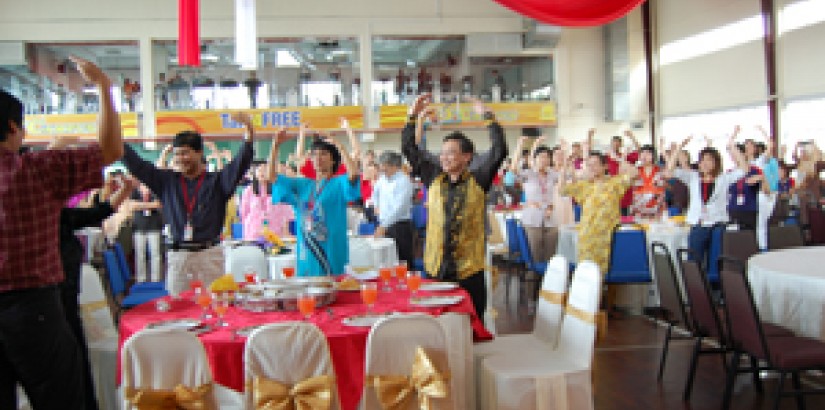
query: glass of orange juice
[
  {"left": 195, "top": 288, "right": 212, "bottom": 320},
  {"left": 394, "top": 261, "right": 408, "bottom": 290},
  {"left": 361, "top": 282, "right": 378, "bottom": 313},
  {"left": 406, "top": 271, "right": 422, "bottom": 296},
  {"left": 282, "top": 266, "right": 296, "bottom": 279},
  {"left": 297, "top": 292, "right": 316, "bottom": 320},
  {"left": 212, "top": 293, "right": 230, "bottom": 327},
  {"left": 378, "top": 266, "right": 393, "bottom": 292}
]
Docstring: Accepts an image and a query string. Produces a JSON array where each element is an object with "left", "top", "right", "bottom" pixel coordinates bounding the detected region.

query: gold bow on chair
[
  {"left": 368, "top": 347, "right": 450, "bottom": 410},
  {"left": 565, "top": 304, "right": 596, "bottom": 325},
  {"left": 539, "top": 290, "right": 567, "bottom": 306},
  {"left": 251, "top": 374, "right": 334, "bottom": 410},
  {"left": 124, "top": 383, "right": 212, "bottom": 410}
]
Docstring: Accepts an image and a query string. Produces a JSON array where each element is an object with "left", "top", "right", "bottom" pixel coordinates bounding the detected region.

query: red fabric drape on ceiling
[
  {"left": 493, "top": 0, "right": 647, "bottom": 27},
  {"left": 178, "top": 0, "right": 200, "bottom": 66}
]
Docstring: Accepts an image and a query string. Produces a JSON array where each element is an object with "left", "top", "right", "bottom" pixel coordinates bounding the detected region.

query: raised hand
[
  {"left": 230, "top": 112, "right": 253, "bottom": 129},
  {"left": 47, "top": 135, "right": 80, "bottom": 150},
  {"left": 340, "top": 117, "right": 350, "bottom": 129},
  {"left": 69, "top": 55, "right": 111, "bottom": 87},
  {"left": 408, "top": 93, "right": 433, "bottom": 117},
  {"left": 272, "top": 127, "right": 291, "bottom": 146}
]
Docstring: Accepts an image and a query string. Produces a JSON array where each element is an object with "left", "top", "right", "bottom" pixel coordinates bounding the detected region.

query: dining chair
[
  {"left": 768, "top": 224, "right": 805, "bottom": 250},
  {"left": 244, "top": 322, "right": 340, "bottom": 410},
  {"left": 112, "top": 243, "right": 165, "bottom": 294},
  {"left": 651, "top": 243, "right": 692, "bottom": 381},
  {"left": 494, "top": 217, "right": 526, "bottom": 307},
  {"left": 103, "top": 250, "right": 165, "bottom": 315},
  {"left": 479, "top": 260, "right": 602, "bottom": 410},
  {"left": 718, "top": 256, "right": 825, "bottom": 410},
  {"left": 361, "top": 315, "right": 451, "bottom": 410},
  {"left": 720, "top": 228, "right": 760, "bottom": 266},
  {"left": 514, "top": 222, "right": 548, "bottom": 303},
  {"left": 605, "top": 226, "right": 652, "bottom": 284},
  {"left": 120, "top": 329, "right": 219, "bottom": 410},
  {"left": 77, "top": 263, "right": 119, "bottom": 409}
]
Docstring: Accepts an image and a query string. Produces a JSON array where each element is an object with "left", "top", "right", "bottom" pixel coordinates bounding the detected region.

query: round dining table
[
  {"left": 748, "top": 246, "right": 825, "bottom": 340},
  {"left": 118, "top": 280, "right": 492, "bottom": 410}
]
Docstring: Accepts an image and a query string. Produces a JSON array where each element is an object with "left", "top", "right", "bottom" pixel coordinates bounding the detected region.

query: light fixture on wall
[
  {"left": 178, "top": 0, "right": 200, "bottom": 66},
  {"left": 235, "top": 0, "right": 257, "bottom": 70}
]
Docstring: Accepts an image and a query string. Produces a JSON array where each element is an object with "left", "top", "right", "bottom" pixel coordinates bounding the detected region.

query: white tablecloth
[
  {"left": 555, "top": 224, "right": 690, "bottom": 309},
  {"left": 266, "top": 237, "right": 399, "bottom": 279},
  {"left": 748, "top": 246, "right": 825, "bottom": 340}
]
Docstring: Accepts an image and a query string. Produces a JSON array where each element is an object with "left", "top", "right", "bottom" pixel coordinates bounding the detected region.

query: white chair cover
[
  {"left": 480, "top": 260, "right": 602, "bottom": 410},
  {"left": 120, "top": 329, "right": 231, "bottom": 410},
  {"left": 757, "top": 191, "right": 777, "bottom": 250},
  {"left": 244, "top": 322, "right": 340, "bottom": 409},
  {"left": 360, "top": 315, "right": 452, "bottom": 410},
  {"left": 77, "top": 263, "right": 119, "bottom": 410},
  {"left": 436, "top": 313, "right": 475, "bottom": 410},
  {"left": 349, "top": 237, "right": 375, "bottom": 269},
  {"left": 473, "top": 256, "right": 568, "bottom": 406},
  {"left": 224, "top": 245, "right": 269, "bottom": 282}
]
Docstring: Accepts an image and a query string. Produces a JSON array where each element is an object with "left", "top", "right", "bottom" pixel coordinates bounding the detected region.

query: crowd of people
[{"left": 2, "top": 58, "right": 824, "bottom": 409}]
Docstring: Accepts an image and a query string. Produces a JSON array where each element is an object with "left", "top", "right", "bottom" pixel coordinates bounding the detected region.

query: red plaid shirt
[{"left": 0, "top": 146, "right": 104, "bottom": 292}]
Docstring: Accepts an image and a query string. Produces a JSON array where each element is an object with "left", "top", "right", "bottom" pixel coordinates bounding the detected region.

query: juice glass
[
  {"left": 378, "top": 266, "right": 393, "bottom": 291},
  {"left": 297, "top": 292, "right": 316, "bottom": 320},
  {"left": 361, "top": 282, "right": 378, "bottom": 313},
  {"left": 394, "top": 261, "right": 408, "bottom": 290},
  {"left": 282, "top": 266, "right": 296, "bottom": 279},
  {"left": 406, "top": 271, "right": 422, "bottom": 296},
  {"left": 195, "top": 288, "right": 212, "bottom": 320},
  {"left": 212, "top": 293, "right": 230, "bottom": 327}
]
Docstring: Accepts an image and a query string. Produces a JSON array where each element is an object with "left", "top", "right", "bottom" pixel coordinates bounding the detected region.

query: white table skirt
[
  {"left": 266, "top": 237, "right": 399, "bottom": 279},
  {"left": 748, "top": 246, "right": 825, "bottom": 340}
]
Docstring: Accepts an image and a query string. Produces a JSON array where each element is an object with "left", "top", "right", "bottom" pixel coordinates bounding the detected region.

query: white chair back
[
  {"left": 77, "top": 264, "right": 117, "bottom": 343},
  {"left": 555, "top": 260, "right": 602, "bottom": 369},
  {"left": 532, "top": 255, "right": 569, "bottom": 347},
  {"left": 225, "top": 245, "right": 268, "bottom": 281},
  {"left": 244, "top": 322, "right": 340, "bottom": 409},
  {"left": 120, "top": 329, "right": 217, "bottom": 409},
  {"left": 349, "top": 237, "right": 374, "bottom": 269},
  {"left": 361, "top": 315, "right": 452, "bottom": 410},
  {"left": 436, "top": 313, "right": 474, "bottom": 410}
]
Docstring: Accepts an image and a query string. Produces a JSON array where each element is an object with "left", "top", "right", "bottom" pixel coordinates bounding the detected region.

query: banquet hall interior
[{"left": 3, "top": 0, "right": 825, "bottom": 409}]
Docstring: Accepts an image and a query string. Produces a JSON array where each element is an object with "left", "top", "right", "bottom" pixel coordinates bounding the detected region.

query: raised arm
[
  {"left": 727, "top": 125, "right": 749, "bottom": 172},
  {"left": 468, "top": 97, "right": 508, "bottom": 190},
  {"left": 326, "top": 135, "right": 359, "bottom": 182},
  {"left": 402, "top": 94, "right": 442, "bottom": 186},
  {"left": 217, "top": 113, "right": 255, "bottom": 195},
  {"left": 267, "top": 128, "right": 289, "bottom": 182},
  {"left": 340, "top": 117, "right": 361, "bottom": 165},
  {"left": 529, "top": 135, "right": 547, "bottom": 170},
  {"left": 511, "top": 136, "right": 529, "bottom": 173},
  {"left": 156, "top": 144, "right": 173, "bottom": 169},
  {"left": 295, "top": 122, "right": 308, "bottom": 164},
  {"left": 69, "top": 56, "right": 123, "bottom": 165},
  {"left": 625, "top": 130, "right": 641, "bottom": 152}
]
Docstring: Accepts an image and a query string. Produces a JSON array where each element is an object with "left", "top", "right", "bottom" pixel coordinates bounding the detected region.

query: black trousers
[
  {"left": 729, "top": 210, "right": 758, "bottom": 230},
  {"left": 458, "top": 272, "right": 487, "bottom": 322},
  {"left": 60, "top": 280, "right": 99, "bottom": 410},
  {"left": 0, "top": 286, "right": 86, "bottom": 410},
  {"left": 386, "top": 220, "right": 415, "bottom": 266}
]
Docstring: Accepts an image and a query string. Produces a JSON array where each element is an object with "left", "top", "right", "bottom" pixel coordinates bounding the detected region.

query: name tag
[
  {"left": 143, "top": 210, "right": 151, "bottom": 217},
  {"left": 737, "top": 195, "right": 745, "bottom": 206},
  {"left": 183, "top": 222, "right": 193, "bottom": 241}
]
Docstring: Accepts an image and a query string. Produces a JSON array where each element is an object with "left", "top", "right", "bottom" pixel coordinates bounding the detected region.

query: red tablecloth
[{"left": 118, "top": 281, "right": 492, "bottom": 410}]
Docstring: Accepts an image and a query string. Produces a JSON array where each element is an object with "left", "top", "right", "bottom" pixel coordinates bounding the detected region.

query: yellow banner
[
  {"left": 379, "top": 102, "right": 556, "bottom": 128},
  {"left": 25, "top": 113, "right": 139, "bottom": 140},
  {"left": 157, "top": 106, "right": 364, "bottom": 136}
]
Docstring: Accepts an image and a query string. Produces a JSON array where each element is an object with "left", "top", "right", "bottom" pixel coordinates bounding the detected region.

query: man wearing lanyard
[{"left": 122, "top": 113, "right": 254, "bottom": 295}]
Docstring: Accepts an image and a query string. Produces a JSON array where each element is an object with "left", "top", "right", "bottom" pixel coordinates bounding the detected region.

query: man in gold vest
[{"left": 402, "top": 94, "right": 508, "bottom": 319}]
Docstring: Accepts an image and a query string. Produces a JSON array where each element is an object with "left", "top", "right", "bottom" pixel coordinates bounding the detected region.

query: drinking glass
[
  {"left": 243, "top": 267, "right": 258, "bottom": 284},
  {"left": 195, "top": 288, "right": 212, "bottom": 320},
  {"left": 282, "top": 266, "right": 296, "bottom": 279},
  {"left": 297, "top": 292, "right": 316, "bottom": 320},
  {"left": 360, "top": 282, "right": 378, "bottom": 313},
  {"left": 212, "top": 293, "right": 229, "bottom": 327},
  {"left": 394, "top": 260, "right": 408, "bottom": 290},
  {"left": 378, "top": 266, "right": 393, "bottom": 292},
  {"left": 406, "top": 271, "right": 422, "bottom": 297}
]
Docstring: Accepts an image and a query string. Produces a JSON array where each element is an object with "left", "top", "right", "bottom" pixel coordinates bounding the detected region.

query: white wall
[{"left": 778, "top": 0, "right": 825, "bottom": 99}]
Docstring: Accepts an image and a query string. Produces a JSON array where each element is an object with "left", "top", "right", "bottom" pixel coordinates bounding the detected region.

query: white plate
[
  {"left": 410, "top": 295, "right": 464, "bottom": 307},
  {"left": 342, "top": 314, "right": 391, "bottom": 327},
  {"left": 146, "top": 319, "right": 201, "bottom": 331},
  {"left": 234, "top": 325, "right": 262, "bottom": 337},
  {"left": 349, "top": 270, "right": 379, "bottom": 281},
  {"left": 419, "top": 282, "right": 459, "bottom": 292}
]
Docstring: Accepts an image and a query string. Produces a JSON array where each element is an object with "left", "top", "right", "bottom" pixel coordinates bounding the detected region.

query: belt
[{"left": 170, "top": 240, "right": 219, "bottom": 252}]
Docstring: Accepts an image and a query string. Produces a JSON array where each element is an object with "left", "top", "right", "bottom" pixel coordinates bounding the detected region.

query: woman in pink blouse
[{"left": 240, "top": 163, "right": 294, "bottom": 240}]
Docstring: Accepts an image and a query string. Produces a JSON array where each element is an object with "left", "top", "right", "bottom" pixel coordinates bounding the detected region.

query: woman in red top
[{"left": 629, "top": 144, "right": 666, "bottom": 220}]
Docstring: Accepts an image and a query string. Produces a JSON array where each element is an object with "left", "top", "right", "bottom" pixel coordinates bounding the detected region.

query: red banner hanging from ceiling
[
  {"left": 493, "top": 0, "right": 646, "bottom": 27},
  {"left": 178, "top": 0, "right": 200, "bottom": 66}
]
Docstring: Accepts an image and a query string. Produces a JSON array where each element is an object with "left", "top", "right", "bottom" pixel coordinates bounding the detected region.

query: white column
[
  {"left": 358, "top": 28, "right": 375, "bottom": 128},
  {"left": 139, "top": 36, "right": 157, "bottom": 142}
]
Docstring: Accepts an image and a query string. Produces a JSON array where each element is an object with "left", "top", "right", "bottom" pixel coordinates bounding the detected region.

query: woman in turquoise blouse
[{"left": 268, "top": 131, "right": 360, "bottom": 276}]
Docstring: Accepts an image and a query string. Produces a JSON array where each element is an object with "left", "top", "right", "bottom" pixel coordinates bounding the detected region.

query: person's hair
[
  {"left": 378, "top": 151, "right": 403, "bottom": 167},
  {"left": 310, "top": 138, "right": 342, "bottom": 172},
  {"left": 533, "top": 145, "right": 552, "bottom": 158},
  {"left": 611, "top": 135, "right": 623, "bottom": 143},
  {"left": 442, "top": 131, "right": 474, "bottom": 155},
  {"left": 698, "top": 147, "right": 723, "bottom": 177},
  {"left": 588, "top": 151, "right": 607, "bottom": 165},
  {"left": 173, "top": 130, "right": 204, "bottom": 152},
  {"left": 755, "top": 142, "right": 767, "bottom": 155},
  {"left": 735, "top": 143, "right": 747, "bottom": 154},
  {"left": 251, "top": 162, "right": 270, "bottom": 196},
  {"left": 0, "top": 90, "right": 24, "bottom": 142},
  {"left": 18, "top": 146, "right": 30, "bottom": 155},
  {"left": 640, "top": 144, "right": 656, "bottom": 158}
]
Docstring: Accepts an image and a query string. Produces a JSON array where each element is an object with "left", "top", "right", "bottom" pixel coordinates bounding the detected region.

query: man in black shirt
[
  {"left": 129, "top": 182, "right": 163, "bottom": 283},
  {"left": 121, "top": 113, "right": 254, "bottom": 295}
]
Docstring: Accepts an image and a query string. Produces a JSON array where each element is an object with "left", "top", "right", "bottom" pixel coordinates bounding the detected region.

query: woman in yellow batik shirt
[{"left": 560, "top": 150, "right": 636, "bottom": 274}]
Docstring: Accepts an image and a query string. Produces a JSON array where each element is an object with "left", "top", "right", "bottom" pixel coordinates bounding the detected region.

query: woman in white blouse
[
  {"left": 665, "top": 127, "right": 749, "bottom": 269},
  {"left": 511, "top": 135, "right": 559, "bottom": 263}
]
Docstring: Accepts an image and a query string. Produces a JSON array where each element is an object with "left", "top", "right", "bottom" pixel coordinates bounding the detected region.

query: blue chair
[
  {"left": 231, "top": 222, "right": 244, "bottom": 239},
  {"left": 574, "top": 204, "right": 582, "bottom": 222},
  {"left": 358, "top": 222, "right": 376, "bottom": 236},
  {"left": 103, "top": 250, "right": 165, "bottom": 312},
  {"left": 510, "top": 222, "right": 547, "bottom": 306},
  {"left": 412, "top": 204, "right": 428, "bottom": 237},
  {"left": 112, "top": 243, "right": 165, "bottom": 294},
  {"left": 288, "top": 220, "right": 297, "bottom": 236},
  {"left": 605, "top": 226, "right": 652, "bottom": 284},
  {"left": 668, "top": 206, "right": 682, "bottom": 217},
  {"left": 493, "top": 218, "right": 527, "bottom": 307}
]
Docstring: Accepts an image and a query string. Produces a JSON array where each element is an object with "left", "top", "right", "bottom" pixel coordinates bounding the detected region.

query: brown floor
[{"left": 493, "top": 281, "right": 825, "bottom": 410}]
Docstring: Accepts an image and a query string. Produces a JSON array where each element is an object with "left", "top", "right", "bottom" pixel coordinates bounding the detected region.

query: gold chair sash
[
  {"left": 79, "top": 300, "right": 109, "bottom": 315},
  {"left": 124, "top": 383, "right": 212, "bottom": 410},
  {"left": 251, "top": 374, "right": 334, "bottom": 410},
  {"left": 368, "top": 347, "right": 450, "bottom": 410},
  {"left": 539, "top": 290, "right": 567, "bottom": 305},
  {"left": 565, "top": 305, "right": 596, "bottom": 325}
]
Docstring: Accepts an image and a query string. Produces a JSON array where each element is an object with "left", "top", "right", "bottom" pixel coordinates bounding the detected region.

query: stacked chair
[
  {"left": 650, "top": 243, "right": 692, "bottom": 382},
  {"left": 102, "top": 249, "right": 166, "bottom": 316},
  {"left": 767, "top": 224, "right": 805, "bottom": 250},
  {"left": 479, "top": 260, "right": 603, "bottom": 410}
]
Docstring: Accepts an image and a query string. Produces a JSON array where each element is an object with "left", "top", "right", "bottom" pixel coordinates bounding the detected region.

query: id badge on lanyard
[
  {"left": 143, "top": 210, "right": 152, "bottom": 217},
  {"left": 181, "top": 174, "right": 204, "bottom": 242},
  {"left": 183, "top": 220, "right": 194, "bottom": 241},
  {"left": 737, "top": 195, "right": 745, "bottom": 206}
]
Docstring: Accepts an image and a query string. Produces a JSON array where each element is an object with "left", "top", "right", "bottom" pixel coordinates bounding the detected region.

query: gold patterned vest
[{"left": 424, "top": 172, "right": 486, "bottom": 280}]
